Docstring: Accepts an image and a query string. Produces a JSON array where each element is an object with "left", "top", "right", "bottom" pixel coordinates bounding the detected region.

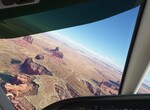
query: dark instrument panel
[{"left": 43, "top": 95, "right": 150, "bottom": 110}]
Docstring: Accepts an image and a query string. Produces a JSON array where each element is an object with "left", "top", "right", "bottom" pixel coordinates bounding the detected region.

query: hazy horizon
[
  {"left": 45, "top": 32, "right": 123, "bottom": 72},
  {"left": 46, "top": 6, "right": 140, "bottom": 72}
]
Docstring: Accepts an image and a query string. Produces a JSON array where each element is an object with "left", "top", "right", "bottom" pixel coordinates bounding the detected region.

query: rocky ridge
[
  {"left": 2, "top": 57, "right": 53, "bottom": 110},
  {"left": 3, "top": 74, "right": 38, "bottom": 110},
  {"left": 23, "top": 35, "right": 33, "bottom": 44},
  {"left": 45, "top": 47, "right": 64, "bottom": 59},
  {"left": 21, "top": 57, "right": 52, "bottom": 76},
  {"left": 81, "top": 80, "right": 102, "bottom": 96}
]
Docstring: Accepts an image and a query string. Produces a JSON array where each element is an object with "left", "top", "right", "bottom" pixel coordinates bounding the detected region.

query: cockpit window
[
  {"left": 0, "top": 6, "right": 140, "bottom": 110},
  {"left": 138, "top": 69, "right": 150, "bottom": 94}
]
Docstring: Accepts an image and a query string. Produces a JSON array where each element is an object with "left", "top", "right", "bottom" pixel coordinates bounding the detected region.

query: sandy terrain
[{"left": 0, "top": 33, "right": 149, "bottom": 110}]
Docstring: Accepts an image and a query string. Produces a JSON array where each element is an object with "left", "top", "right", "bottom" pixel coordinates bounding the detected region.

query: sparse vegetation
[{"left": 0, "top": 34, "right": 125, "bottom": 110}]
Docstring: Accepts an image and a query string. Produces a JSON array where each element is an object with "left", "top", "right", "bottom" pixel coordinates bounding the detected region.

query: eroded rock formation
[
  {"left": 21, "top": 57, "right": 52, "bottom": 76},
  {"left": 98, "top": 80, "right": 120, "bottom": 90},
  {"left": 66, "top": 83, "right": 81, "bottom": 98},
  {"left": 35, "top": 54, "right": 45, "bottom": 60},
  {"left": 10, "top": 97, "right": 36, "bottom": 110},
  {"left": 45, "top": 47, "right": 64, "bottom": 59},
  {"left": 3, "top": 74, "right": 39, "bottom": 110},
  {"left": 52, "top": 51, "right": 64, "bottom": 59},
  {"left": 101, "top": 81, "right": 112, "bottom": 88},
  {"left": 11, "top": 74, "right": 35, "bottom": 84},
  {"left": 55, "top": 84, "right": 70, "bottom": 100},
  {"left": 3, "top": 74, "right": 39, "bottom": 97},
  {"left": 93, "top": 79, "right": 119, "bottom": 95},
  {"left": 82, "top": 80, "right": 102, "bottom": 96},
  {"left": 23, "top": 36, "right": 33, "bottom": 44},
  {"left": 51, "top": 47, "right": 59, "bottom": 52},
  {"left": 84, "top": 80, "right": 94, "bottom": 94},
  {"left": 94, "top": 88, "right": 102, "bottom": 96}
]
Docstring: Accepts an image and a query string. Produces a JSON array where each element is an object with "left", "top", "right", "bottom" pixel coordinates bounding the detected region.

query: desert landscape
[{"left": 0, "top": 33, "right": 149, "bottom": 110}]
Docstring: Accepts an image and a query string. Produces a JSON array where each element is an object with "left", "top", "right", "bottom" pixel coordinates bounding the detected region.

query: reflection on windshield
[{"left": 0, "top": 7, "right": 139, "bottom": 110}]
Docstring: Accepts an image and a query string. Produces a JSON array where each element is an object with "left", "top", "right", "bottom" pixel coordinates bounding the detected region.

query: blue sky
[
  {"left": 145, "top": 64, "right": 150, "bottom": 81},
  {"left": 146, "top": 71, "right": 150, "bottom": 81},
  {"left": 50, "top": 6, "right": 140, "bottom": 71}
]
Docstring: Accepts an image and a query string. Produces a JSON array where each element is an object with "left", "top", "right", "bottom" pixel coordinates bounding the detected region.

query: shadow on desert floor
[{"left": 0, "top": 73, "right": 13, "bottom": 85}]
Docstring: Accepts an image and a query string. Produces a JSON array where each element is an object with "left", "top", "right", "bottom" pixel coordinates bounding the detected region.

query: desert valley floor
[{"left": 0, "top": 33, "right": 148, "bottom": 110}]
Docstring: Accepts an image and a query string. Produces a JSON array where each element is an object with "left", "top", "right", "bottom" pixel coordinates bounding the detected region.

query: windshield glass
[{"left": 0, "top": 6, "right": 140, "bottom": 110}]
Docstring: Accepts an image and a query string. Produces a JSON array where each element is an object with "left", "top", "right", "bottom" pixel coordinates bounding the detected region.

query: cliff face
[
  {"left": 23, "top": 36, "right": 33, "bottom": 44},
  {"left": 3, "top": 74, "right": 39, "bottom": 110},
  {"left": 0, "top": 35, "right": 122, "bottom": 110},
  {"left": 11, "top": 74, "right": 35, "bottom": 84},
  {"left": 3, "top": 74, "right": 39, "bottom": 97},
  {"left": 66, "top": 83, "right": 81, "bottom": 98},
  {"left": 45, "top": 47, "right": 64, "bottom": 59},
  {"left": 52, "top": 51, "right": 64, "bottom": 59},
  {"left": 55, "top": 84, "right": 71, "bottom": 100},
  {"left": 10, "top": 97, "right": 36, "bottom": 110},
  {"left": 81, "top": 80, "right": 102, "bottom": 96},
  {"left": 55, "top": 84, "right": 81, "bottom": 100},
  {"left": 2, "top": 56, "right": 54, "bottom": 110},
  {"left": 21, "top": 57, "right": 53, "bottom": 76}
]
